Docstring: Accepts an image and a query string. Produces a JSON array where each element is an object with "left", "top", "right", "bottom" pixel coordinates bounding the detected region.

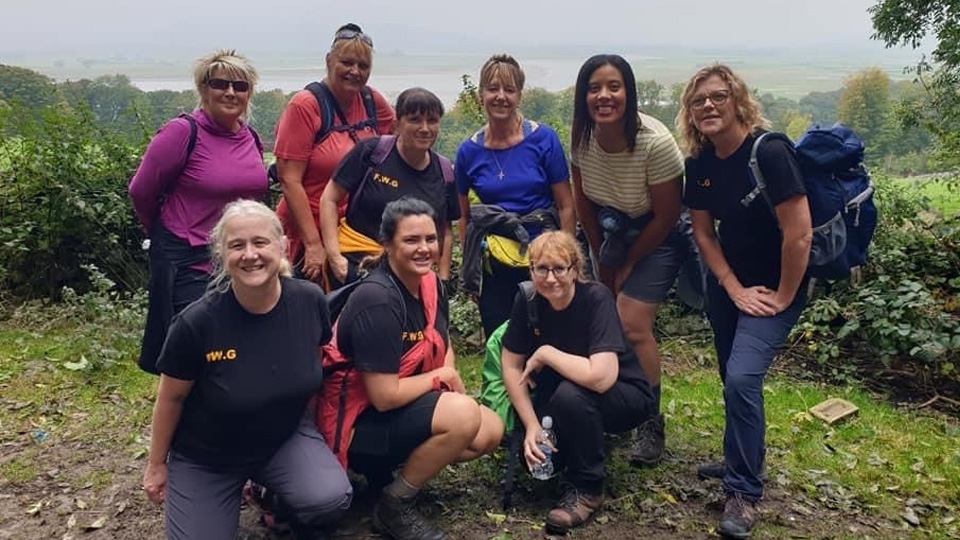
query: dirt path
[{"left": 0, "top": 433, "right": 918, "bottom": 540}]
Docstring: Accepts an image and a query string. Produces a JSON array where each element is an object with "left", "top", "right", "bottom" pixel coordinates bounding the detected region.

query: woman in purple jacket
[{"left": 129, "top": 49, "right": 268, "bottom": 373}]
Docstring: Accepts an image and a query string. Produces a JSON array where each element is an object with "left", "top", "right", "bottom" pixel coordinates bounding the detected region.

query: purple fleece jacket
[{"left": 128, "top": 109, "right": 267, "bottom": 266}]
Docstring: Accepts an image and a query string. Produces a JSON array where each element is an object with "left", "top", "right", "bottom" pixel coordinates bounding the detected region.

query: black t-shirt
[
  {"left": 683, "top": 132, "right": 806, "bottom": 288},
  {"left": 333, "top": 136, "right": 460, "bottom": 241},
  {"left": 157, "top": 278, "right": 330, "bottom": 466},
  {"left": 336, "top": 266, "right": 450, "bottom": 373},
  {"left": 501, "top": 280, "right": 650, "bottom": 404}
]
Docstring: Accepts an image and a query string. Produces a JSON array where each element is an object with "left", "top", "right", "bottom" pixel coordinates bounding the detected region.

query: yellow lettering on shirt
[
  {"left": 401, "top": 330, "right": 425, "bottom": 343},
  {"left": 373, "top": 172, "right": 399, "bottom": 188},
  {"left": 698, "top": 177, "right": 712, "bottom": 188},
  {"left": 206, "top": 349, "right": 237, "bottom": 362}
]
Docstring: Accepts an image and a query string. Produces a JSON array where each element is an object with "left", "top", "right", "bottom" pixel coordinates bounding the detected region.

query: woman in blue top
[{"left": 456, "top": 53, "right": 575, "bottom": 337}]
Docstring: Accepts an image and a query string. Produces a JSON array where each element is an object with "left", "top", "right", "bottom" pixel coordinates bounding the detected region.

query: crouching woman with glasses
[{"left": 500, "top": 231, "right": 656, "bottom": 534}]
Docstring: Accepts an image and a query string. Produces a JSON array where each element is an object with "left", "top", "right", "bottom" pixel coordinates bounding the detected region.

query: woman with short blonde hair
[
  {"left": 501, "top": 230, "right": 656, "bottom": 534},
  {"left": 274, "top": 23, "right": 395, "bottom": 287},
  {"left": 129, "top": 48, "right": 267, "bottom": 374}
]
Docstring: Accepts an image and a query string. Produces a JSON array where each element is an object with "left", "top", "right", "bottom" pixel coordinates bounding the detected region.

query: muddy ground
[{"left": 0, "top": 428, "right": 922, "bottom": 540}]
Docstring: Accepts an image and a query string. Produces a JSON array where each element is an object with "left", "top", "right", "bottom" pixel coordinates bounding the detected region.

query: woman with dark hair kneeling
[
  {"left": 318, "top": 197, "right": 503, "bottom": 540},
  {"left": 501, "top": 231, "right": 656, "bottom": 534},
  {"left": 142, "top": 200, "right": 351, "bottom": 540}
]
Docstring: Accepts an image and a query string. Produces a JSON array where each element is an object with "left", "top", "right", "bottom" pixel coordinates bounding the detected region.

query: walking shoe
[
  {"left": 697, "top": 461, "right": 768, "bottom": 482},
  {"left": 545, "top": 486, "right": 604, "bottom": 534},
  {"left": 718, "top": 492, "right": 757, "bottom": 539},
  {"left": 629, "top": 413, "right": 665, "bottom": 466},
  {"left": 372, "top": 492, "right": 445, "bottom": 540}
]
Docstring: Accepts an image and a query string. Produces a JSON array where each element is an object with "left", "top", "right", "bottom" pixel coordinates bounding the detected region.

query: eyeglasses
[
  {"left": 531, "top": 264, "right": 574, "bottom": 279},
  {"left": 206, "top": 78, "right": 250, "bottom": 93},
  {"left": 334, "top": 28, "right": 374, "bottom": 48},
  {"left": 689, "top": 89, "right": 731, "bottom": 110}
]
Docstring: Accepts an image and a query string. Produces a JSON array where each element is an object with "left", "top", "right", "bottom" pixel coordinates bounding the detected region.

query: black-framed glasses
[
  {"left": 690, "top": 89, "right": 731, "bottom": 110},
  {"left": 206, "top": 78, "right": 250, "bottom": 92},
  {"left": 531, "top": 264, "right": 574, "bottom": 279},
  {"left": 334, "top": 28, "right": 374, "bottom": 48}
]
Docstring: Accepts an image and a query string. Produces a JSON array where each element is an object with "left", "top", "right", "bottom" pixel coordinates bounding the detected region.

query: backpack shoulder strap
[
  {"left": 248, "top": 125, "right": 263, "bottom": 155},
  {"left": 360, "top": 86, "right": 380, "bottom": 134},
  {"left": 433, "top": 152, "right": 455, "bottom": 184},
  {"left": 370, "top": 135, "right": 396, "bottom": 165},
  {"left": 305, "top": 81, "right": 347, "bottom": 144},
  {"left": 177, "top": 113, "right": 199, "bottom": 163},
  {"left": 347, "top": 136, "right": 395, "bottom": 214},
  {"left": 742, "top": 131, "right": 777, "bottom": 214},
  {"left": 518, "top": 280, "right": 538, "bottom": 329}
]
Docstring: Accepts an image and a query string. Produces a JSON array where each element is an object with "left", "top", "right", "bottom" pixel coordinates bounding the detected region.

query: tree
[
  {"left": 836, "top": 67, "right": 891, "bottom": 152},
  {"left": 799, "top": 89, "right": 842, "bottom": 124},
  {"left": 250, "top": 89, "right": 290, "bottom": 149},
  {"left": 781, "top": 110, "right": 813, "bottom": 140},
  {"left": 755, "top": 91, "right": 800, "bottom": 131},
  {"left": 871, "top": 0, "right": 960, "bottom": 166},
  {"left": 0, "top": 64, "right": 57, "bottom": 110}
]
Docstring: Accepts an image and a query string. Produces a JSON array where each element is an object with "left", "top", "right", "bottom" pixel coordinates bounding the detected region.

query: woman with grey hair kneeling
[{"left": 142, "top": 200, "right": 351, "bottom": 540}]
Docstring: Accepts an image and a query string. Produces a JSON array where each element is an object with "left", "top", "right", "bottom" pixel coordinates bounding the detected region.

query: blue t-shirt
[{"left": 455, "top": 122, "right": 569, "bottom": 228}]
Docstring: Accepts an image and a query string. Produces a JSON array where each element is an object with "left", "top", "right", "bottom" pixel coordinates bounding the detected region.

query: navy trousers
[{"left": 706, "top": 277, "right": 806, "bottom": 500}]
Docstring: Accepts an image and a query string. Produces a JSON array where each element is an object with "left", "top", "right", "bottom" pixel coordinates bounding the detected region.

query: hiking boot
[
  {"left": 697, "top": 461, "right": 768, "bottom": 482},
  {"left": 718, "top": 492, "right": 758, "bottom": 539},
  {"left": 629, "top": 413, "right": 665, "bottom": 466},
  {"left": 372, "top": 492, "right": 445, "bottom": 540},
  {"left": 545, "top": 486, "right": 604, "bottom": 534}
]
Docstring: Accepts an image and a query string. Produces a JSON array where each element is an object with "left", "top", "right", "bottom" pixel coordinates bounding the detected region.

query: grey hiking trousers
[{"left": 164, "top": 415, "right": 351, "bottom": 540}]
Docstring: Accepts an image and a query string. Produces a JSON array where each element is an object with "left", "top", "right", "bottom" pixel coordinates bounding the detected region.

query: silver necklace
[{"left": 490, "top": 147, "right": 514, "bottom": 180}]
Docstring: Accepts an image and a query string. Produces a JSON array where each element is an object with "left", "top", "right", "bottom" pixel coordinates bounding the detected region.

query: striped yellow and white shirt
[{"left": 572, "top": 112, "right": 684, "bottom": 218}]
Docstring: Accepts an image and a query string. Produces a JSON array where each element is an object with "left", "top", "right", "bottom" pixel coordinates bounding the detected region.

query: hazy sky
[{"left": 0, "top": 0, "right": 915, "bottom": 57}]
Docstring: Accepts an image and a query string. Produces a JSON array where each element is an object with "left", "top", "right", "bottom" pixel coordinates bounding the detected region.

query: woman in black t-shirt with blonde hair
[
  {"left": 319, "top": 88, "right": 458, "bottom": 289},
  {"left": 679, "top": 63, "right": 811, "bottom": 539},
  {"left": 142, "top": 199, "right": 350, "bottom": 540},
  {"left": 500, "top": 230, "right": 655, "bottom": 535}
]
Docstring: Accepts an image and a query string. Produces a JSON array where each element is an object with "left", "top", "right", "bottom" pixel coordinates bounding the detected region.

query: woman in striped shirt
[{"left": 570, "top": 54, "right": 688, "bottom": 468}]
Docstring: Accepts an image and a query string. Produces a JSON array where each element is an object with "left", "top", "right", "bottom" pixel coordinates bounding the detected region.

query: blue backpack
[{"left": 744, "top": 123, "right": 877, "bottom": 280}]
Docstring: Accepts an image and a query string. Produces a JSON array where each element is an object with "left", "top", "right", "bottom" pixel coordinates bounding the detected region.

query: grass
[
  {"left": 891, "top": 176, "right": 960, "bottom": 216},
  {"left": 1, "top": 298, "right": 958, "bottom": 538},
  {"left": 455, "top": 336, "right": 960, "bottom": 538}
]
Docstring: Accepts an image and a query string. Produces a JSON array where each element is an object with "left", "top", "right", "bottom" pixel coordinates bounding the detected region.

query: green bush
[
  {"left": 0, "top": 102, "right": 148, "bottom": 298},
  {"left": 795, "top": 172, "right": 960, "bottom": 376}
]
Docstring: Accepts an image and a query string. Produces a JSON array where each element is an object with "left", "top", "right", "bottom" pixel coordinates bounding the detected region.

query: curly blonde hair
[{"left": 676, "top": 63, "right": 770, "bottom": 157}]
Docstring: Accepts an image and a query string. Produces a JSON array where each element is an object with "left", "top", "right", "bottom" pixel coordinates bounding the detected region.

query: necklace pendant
[{"left": 497, "top": 170, "right": 505, "bottom": 180}]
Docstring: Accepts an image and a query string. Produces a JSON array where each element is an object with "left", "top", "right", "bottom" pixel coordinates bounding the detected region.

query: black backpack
[{"left": 267, "top": 81, "right": 380, "bottom": 185}]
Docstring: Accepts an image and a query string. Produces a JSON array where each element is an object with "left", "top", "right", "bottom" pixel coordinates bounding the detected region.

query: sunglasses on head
[
  {"left": 206, "top": 78, "right": 250, "bottom": 92},
  {"left": 334, "top": 28, "right": 374, "bottom": 48}
]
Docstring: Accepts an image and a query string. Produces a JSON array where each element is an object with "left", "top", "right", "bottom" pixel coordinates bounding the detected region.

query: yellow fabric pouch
[{"left": 485, "top": 234, "right": 528, "bottom": 267}]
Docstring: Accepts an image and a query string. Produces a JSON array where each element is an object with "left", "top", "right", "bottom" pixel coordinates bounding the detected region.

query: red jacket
[{"left": 317, "top": 271, "right": 446, "bottom": 467}]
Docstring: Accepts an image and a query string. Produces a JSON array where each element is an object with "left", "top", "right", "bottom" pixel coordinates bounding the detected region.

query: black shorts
[{"left": 348, "top": 390, "right": 441, "bottom": 475}]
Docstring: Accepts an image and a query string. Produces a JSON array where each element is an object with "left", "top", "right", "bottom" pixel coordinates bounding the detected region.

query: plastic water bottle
[{"left": 531, "top": 416, "right": 557, "bottom": 480}]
